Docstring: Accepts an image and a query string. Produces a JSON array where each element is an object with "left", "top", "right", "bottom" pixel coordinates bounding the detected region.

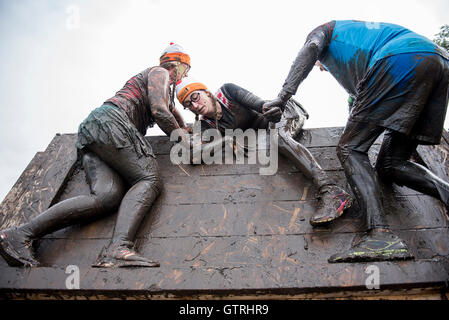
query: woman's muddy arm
[{"left": 148, "top": 67, "right": 181, "bottom": 136}]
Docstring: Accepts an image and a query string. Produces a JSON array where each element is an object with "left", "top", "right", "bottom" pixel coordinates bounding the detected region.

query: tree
[{"left": 433, "top": 24, "right": 449, "bottom": 51}]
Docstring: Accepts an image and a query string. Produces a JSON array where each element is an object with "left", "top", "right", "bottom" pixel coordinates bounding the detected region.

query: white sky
[{"left": 0, "top": 0, "right": 448, "bottom": 202}]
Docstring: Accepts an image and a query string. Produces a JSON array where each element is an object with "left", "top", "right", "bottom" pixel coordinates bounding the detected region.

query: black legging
[
  {"left": 278, "top": 125, "right": 333, "bottom": 189},
  {"left": 376, "top": 129, "right": 449, "bottom": 206},
  {"left": 18, "top": 142, "right": 161, "bottom": 246},
  {"left": 337, "top": 120, "right": 449, "bottom": 230}
]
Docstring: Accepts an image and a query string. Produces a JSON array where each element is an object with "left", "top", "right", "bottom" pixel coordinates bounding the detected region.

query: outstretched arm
[
  {"left": 220, "top": 83, "right": 265, "bottom": 113},
  {"left": 282, "top": 22, "right": 333, "bottom": 96},
  {"left": 264, "top": 22, "right": 334, "bottom": 113},
  {"left": 220, "top": 83, "right": 280, "bottom": 122}
]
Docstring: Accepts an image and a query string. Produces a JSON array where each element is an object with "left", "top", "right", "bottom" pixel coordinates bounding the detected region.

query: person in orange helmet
[
  {"left": 0, "top": 43, "right": 192, "bottom": 268},
  {"left": 176, "top": 78, "right": 353, "bottom": 228}
]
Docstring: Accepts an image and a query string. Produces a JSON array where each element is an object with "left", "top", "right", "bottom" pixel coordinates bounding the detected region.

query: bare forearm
[
  {"left": 172, "top": 107, "right": 187, "bottom": 129},
  {"left": 148, "top": 67, "right": 181, "bottom": 136},
  {"left": 154, "top": 112, "right": 180, "bottom": 136}
]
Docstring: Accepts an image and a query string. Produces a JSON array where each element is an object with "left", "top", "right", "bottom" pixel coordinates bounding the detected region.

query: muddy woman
[
  {"left": 0, "top": 43, "right": 192, "bottom": 268},
  {"left": 174, "top": 78, "right": 353, "bottom": 228}
]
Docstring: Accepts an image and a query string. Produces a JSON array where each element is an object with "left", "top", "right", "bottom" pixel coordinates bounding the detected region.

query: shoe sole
[
  {"left": 310, "top": 197, "right": 354, "bottom": 227},
  {"left": 0, "top": 239, "right": 26, "bottom": 267},
  {"left": 92, "top": 259, "right": 160, "bottom": 268},
  {"left": 0, "top": 238, "right": 40, "bottom": 267},
  {"left": 328, "top": 250, "right": 414, "bottom": 263}
]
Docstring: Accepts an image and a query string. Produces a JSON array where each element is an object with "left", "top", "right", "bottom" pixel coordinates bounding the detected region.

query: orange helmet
[
  {"left": 175, "top": 77, "right": 207, "bottom": 104},
  {"left": 159, "top": 42, "right": 190, "bottom": 66}
]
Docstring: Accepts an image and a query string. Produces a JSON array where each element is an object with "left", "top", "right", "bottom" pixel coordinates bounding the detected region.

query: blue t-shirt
[{"left": 320, "top": 20, "right": 449, "bottom": 94}]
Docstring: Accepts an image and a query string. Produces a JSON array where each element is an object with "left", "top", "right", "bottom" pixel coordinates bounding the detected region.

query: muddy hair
[
  {"left": 205, "top": 90, "right": 220, "bottom": 129},
  {"left": 205, "top": 90, "right": 218, "bottom": 107},
  {"left": 159, "top": 61, "right": 179, "bottom": 110}
]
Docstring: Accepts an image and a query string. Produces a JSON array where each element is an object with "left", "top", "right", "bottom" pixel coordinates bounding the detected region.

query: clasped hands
[{"left": 262, "top": 89, "right": 292, "bottom": 123}]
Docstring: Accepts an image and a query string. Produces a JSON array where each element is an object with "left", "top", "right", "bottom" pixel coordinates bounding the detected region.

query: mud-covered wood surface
[
  {"left": 0, "top": 134, "right": 78, "bottom": 229},
  {"left": 0, "top": 128, "right": 448, "bottom": 299}
]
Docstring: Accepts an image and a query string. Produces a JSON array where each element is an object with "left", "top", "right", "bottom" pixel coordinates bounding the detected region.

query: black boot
[{"left": 0, "top": 227, "right": 40, "bottom": 267}]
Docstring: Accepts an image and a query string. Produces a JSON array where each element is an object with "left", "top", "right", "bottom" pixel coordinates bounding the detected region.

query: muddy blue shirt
[{"left": 283, "top": 20, "right": 449, "bottom": 96}]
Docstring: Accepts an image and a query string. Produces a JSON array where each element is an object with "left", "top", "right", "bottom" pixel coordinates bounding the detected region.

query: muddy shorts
[
  {"left": 76, "top": 104, "right": 158, "bottom": 186},
  {"left": 350, "top": 53, "right": 449, "bottom": 145},
  {"left": 76, "top": 104, "right": 155, "bottom": 158}
]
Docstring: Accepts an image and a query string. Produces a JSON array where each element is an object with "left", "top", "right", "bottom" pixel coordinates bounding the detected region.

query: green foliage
[{"left": 434, "top": 24, "right": 449, "bottom": 51}]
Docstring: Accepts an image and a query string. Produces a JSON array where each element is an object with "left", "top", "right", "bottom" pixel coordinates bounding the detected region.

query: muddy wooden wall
[{"left": 0, "top": 128, "right": 448, "bottom": 299}]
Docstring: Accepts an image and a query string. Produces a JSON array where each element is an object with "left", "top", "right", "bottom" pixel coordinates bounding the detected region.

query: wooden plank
[
  {"left": 160, "top": 170, "right": 425, "bottom": 205},
  {"left": 146, "top": 131, "right": 272, "bottom": 156},
  {"left": 32, "top": 228, "right": 449, "bottom": 269},
  {"left": 41, "top": 154, "right": 443, "bottom": 242},
  {"left": 296, "top": 127, "right": 345, "bottom": 147},
  {"left": 145, "top": 127, "right": 348, "bottom": 156},
  {"left": 149, "top": 128, "right": 448, "bottom": 179},
  {"left": 44, "top": 192, "right": 447, "bottom": 241},
  {"left": 0, "top": 134, "right": 78, "bottom": 229},
  {"left": 155, "top": 144, "right": 385, "bottom": 178},
  {"left": 0, "top": 151, "right": 46, "bottom": 226},
  {"left": 0, "top": 229, "right": 447, "bottom": 295},
  {"left": 1, "top": 260, "right": 446, "bottom": 294},
  {"left": 416, "top": 143, "right": 449, "bottom": 181},
  {"left": 2, "top": 286, "right": 446, "bottom": 300},
  {"left": 297, "top": 127, "right": 385, "bottom": 148},
  {"left": 162, "top": 172, "right": 318, "bottom": 205},
  {"left": 1, "top": 127, "right": 448, "bottom": 300}
]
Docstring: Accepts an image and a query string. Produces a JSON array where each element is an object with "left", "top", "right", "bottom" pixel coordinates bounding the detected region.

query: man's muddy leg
[
  {"left": 278, "top": 126, "right": 353, "bottom": 226},
  {"left": 376, "top": 129, "right": 449, "bottom": 207},
  {"left": 329, "top": 121, "right": 413, "bottom": 263}
]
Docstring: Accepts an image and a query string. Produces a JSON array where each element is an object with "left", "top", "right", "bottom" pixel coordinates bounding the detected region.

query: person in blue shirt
[{"left": 264, "top": 20, "right": 449, "bottom": 263}]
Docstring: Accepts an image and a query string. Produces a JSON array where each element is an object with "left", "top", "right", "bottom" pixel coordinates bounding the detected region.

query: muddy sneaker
[
  {"left": 92, "top": 241, "right": 160, "bottom": 268},
  {"left": 328, "top": 229, "right": 414, "bottom": 263},
  {"left": 0, "top": 227, "right": 40, "bottom": 267},
  {"left": 310, "top": 185, "right": 353, "bottom": 226}
]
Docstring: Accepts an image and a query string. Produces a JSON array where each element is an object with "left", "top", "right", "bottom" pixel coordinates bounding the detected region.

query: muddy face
[
  {"left": 183, "top": 90, "right": 219, "bottom": 118},
  {"left": 168, "top": 62, "right": 190, "bottom": 84}
]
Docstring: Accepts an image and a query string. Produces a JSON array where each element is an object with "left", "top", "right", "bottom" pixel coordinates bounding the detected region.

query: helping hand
[{"left": 262, "top": 99, "right": 283, "bottom": 123}]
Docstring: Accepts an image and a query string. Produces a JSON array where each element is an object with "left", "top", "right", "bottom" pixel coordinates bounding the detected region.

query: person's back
[
  {"left": 264, "top": 20, "right": 449, "bottom": 263},
  {"left": 105, "top": 68, "right": 156, "bottom": 135},
  {"left": 320, "top": 20, "right": 449, "bottom": 95}
]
